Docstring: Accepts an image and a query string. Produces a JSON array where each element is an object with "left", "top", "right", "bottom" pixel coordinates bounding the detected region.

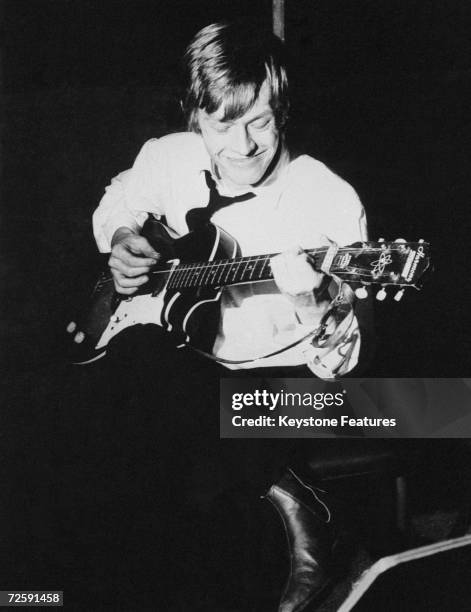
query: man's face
[{"left": 197, "top": 81, "right": 280, "bottom": 188}]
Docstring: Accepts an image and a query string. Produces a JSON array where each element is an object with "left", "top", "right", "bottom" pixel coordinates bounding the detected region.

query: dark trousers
[
  {"left": 45, "top": 325, "right": 313, "bottom": 607},
  {"left": 99, "top": 324, "right": 309, "bottom": 495}
]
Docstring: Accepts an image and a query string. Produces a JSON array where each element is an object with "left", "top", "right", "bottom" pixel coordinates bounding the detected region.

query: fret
[
  {"left": 165, "top": 267, "right": 175, "bottom": 290},
  {"left": 167, "top": 266, "right": 181, "bottom": 289},
  {"left": 189, "top": 264, "right": 202, "bottom": 287},
  {"left": 203, "top": 262, "right": 214, "bottom": 286},
  {"left": 186, "top": 264, "right": 196, "bottom": 287},
  {"left": 166, "top": 267, "right": 177, "bottom": 290},
  {"left": 227, "top": 260, "right": 239, "bottom": 284},
  {"left": 171, "top": 265, "right": 186, "bottom": 289},
  {"left": 173, "top": 265, "right": 183, "bottom": 288},
  {"left": 249, "top": 257, "right": 259, "bottom": 280},
  {"left": 199, "top": 261, "right": 213, "bottom": 287},
  {"left": 214, "top": 260, "right": 228, "bottom": 286},
  {"left": 250, "top": 255, "right": 266, "bottom": 280},
  {"left": 252, "top": 255, "right": 267, "bottom": 280},
  {"left": 202, "top": 262, "right": 213, "bottom": 286},
  {"left": 259, "top": 256, "right": 271, "bottom": 278},
  {"left": 189, "top": 263, "right": 203, "bottom": 287},
  {"left": 207, "top": 262, "right": 220, "bottom": 287},
  {"left": 248, "top": 257, "right": 257, "bottom": 280},
  {"left": 180, "top": 264, "right": 194, "bottom": 288},
  {"left": 175, "top": 265, "right": 188, "bottom": 288},
  {"left": 240, "top": 258, "right": 252, "bottom": 282},
  {"left": 224, "top": 261, "right": 235, "bottom": 284},
  {"left": 247, "top": 257, "right": 261, "bottom": 281},
  {"left": 166, "top": 270, "right": 175, "bottom": 290}
]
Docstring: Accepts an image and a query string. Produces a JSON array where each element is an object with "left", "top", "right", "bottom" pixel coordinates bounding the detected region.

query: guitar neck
[
  {"left": 166, "top": 248, "right": 329, "bottom": 290},
  {"left": 146, "top": 238, "right": 430, "bottom": 292}
]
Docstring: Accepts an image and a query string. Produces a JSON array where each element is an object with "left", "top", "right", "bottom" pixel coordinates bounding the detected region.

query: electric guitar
[{"left": 65, "top": 216, "right": 431, "bottom": 365}]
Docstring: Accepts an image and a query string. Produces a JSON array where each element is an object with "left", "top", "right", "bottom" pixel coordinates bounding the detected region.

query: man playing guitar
[{"left": 92, "top": 21, "right": 372, "bottom": 611}]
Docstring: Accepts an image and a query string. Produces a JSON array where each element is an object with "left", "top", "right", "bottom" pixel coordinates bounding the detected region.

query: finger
[
  {"left": 113, "top": 274, "right": 149, "bottom": 288},
  {"left": 126, "top": 236, "right": 160, "bottom": 259},
  {"left": 271, "top": 251, "right": 321, "bottom": 296},
  {"left": 109, "top": 257, "right": 153, "bottom": 277},
  {"left": 114, "top": 284, "right": 138, "bottom": 296},
  {"left": 110, "top": 248, "right": 157, "bottom": 269},
  {"left": 285, "top": 245, "right": 305, "bottom": 257}
]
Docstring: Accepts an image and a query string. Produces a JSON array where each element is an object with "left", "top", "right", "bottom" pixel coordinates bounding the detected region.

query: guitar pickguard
[{"left": 95, "top": 293, "right": 166, "bottom": 350}]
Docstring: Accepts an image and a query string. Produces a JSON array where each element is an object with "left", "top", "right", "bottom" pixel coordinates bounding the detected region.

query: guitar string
[{"left": 94, "top": 245, "right": 417, "bottom": 290}]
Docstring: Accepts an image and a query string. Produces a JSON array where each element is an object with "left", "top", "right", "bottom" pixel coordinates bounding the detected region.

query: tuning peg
[
  {"left": 419, "top": 239, "right": 424, "bottom": 244},
  {"left": 376, "top": 287, "right": 387, "bottom": 301},
  {"left": 378, "top": 237, "right": 385, "bottom": 242},
  {"left": 355, "top": 286, "right": 368, "bottom": 299},
  {"left": 394, "top": 238, "right": 406, "bottom": 243},
  {"left": 66, "top": 321, "right": 77, "bottom": 333},
  {"left": 110, "top": 314, "right": 120, "bottom": 323},
  {"left": 394, "top": 289, "right": 405, "bottom": 302},
  {"left": 74, "top": 331, "right": 85, "bottom": 344}
]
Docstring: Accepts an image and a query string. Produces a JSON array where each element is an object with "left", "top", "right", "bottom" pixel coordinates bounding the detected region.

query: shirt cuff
[{"left": 93, "top": 210, "right": 148, "bottom": 253}]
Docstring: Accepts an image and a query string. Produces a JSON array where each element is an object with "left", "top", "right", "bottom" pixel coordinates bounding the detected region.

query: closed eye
[
  {"left": 250, "top": 118, "right": 271, "bottom": 130},
  {"left": 213, "top": 124, "right": 231, "bottom": 134}
]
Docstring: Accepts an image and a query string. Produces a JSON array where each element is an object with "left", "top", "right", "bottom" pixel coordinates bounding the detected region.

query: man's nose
[{"left": 231, "top": 125, "right": 256, "bottom": 156}]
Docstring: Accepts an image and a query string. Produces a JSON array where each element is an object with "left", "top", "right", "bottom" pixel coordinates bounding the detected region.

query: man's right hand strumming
[{"left": 109, "top": 227, "right": 160, "bottom": 295}]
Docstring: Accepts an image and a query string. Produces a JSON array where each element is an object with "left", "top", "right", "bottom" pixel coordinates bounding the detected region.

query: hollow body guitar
[{"left": 66, "top": 216, "right": 431, "bottom": 365}]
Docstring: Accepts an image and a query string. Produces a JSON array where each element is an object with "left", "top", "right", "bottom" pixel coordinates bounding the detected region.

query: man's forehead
[{"left": 204, "top": 81, "right": 272, "bottom": 124}]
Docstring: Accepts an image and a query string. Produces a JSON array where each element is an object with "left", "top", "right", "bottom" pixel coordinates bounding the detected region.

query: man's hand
[
  {"left": 271, "top": 247, "right": 328, "bottom": 323},
  {"left": 109, "top": 227, "right": 160, "bottom": 295},
  {"left": 271, "top": 246, "right": 323, "bottom": 297}
]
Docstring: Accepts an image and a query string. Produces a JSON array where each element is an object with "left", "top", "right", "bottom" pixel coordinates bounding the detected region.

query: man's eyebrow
[
  {"left": 209, "top": 117, "right": 234, "bottom": 126},
  {"left": 247, "top": 111, "right": 272, "bottom": 122},
  {"left": 209, "top": 110, "right": 273, "bottom": 126}
]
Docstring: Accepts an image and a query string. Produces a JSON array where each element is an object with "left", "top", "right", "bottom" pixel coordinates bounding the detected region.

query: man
[{"left": 92, "top": 21, "right": 370, "bottom": 611}]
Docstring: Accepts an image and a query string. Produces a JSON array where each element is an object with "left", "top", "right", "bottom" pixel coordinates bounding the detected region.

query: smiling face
[{"left": 197, "top": 82, "right": 280, "bottom": 189}]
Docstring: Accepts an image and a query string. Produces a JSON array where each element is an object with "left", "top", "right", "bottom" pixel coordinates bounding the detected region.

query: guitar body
[{"left": 67, "top": 217, "right": 239, "bottom": 364}]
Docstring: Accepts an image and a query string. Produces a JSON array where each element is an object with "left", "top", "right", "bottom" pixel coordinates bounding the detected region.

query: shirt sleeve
[
  {"left": 335, "top": 185, "right": 368, "bottom": 246},
  {"left": 92, "top": 139, "right": 167, "bottom": 252}
]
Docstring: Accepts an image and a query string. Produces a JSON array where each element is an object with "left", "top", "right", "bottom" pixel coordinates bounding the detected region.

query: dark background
[
  {"left": 2, "top": 0, "right": 471, "bottom": 377},
  {"left": 2, "top": 0, "right": 471, "bottom": 376},
  {"left": 1, "top": 2, "right": 471, "bottom": 609}
]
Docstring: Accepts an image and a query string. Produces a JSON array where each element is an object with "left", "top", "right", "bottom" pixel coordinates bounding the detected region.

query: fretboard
[{"left": 165, "top": 249, "right": 331, "bottom": 290}]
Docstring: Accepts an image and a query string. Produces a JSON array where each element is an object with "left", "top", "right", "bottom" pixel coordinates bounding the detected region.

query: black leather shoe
[{"left": 263, "top": 469, "right": 336, "bottom": 612}]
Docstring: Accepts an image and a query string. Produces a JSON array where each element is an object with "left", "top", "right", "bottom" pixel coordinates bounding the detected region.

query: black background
[
  {"left": 3, "top": 0, "right": 471, "bottom": 377},
  {"left": 2, "top": 2, "right": 471, "bottom": 609}
]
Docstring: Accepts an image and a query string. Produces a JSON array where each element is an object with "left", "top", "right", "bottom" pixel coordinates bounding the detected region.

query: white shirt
[{"left": 93, "top": 132, "right": 368, "bottom": 373}]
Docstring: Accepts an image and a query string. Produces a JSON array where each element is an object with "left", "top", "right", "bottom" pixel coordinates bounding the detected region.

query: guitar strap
[{"left": 189, "top": 275, "right": 358, "bottom": 380}]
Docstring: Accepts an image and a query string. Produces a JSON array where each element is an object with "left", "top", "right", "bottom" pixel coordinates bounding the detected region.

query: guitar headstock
[{"left": 330, "top": 239, "right": 431, "bottom": 301}]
